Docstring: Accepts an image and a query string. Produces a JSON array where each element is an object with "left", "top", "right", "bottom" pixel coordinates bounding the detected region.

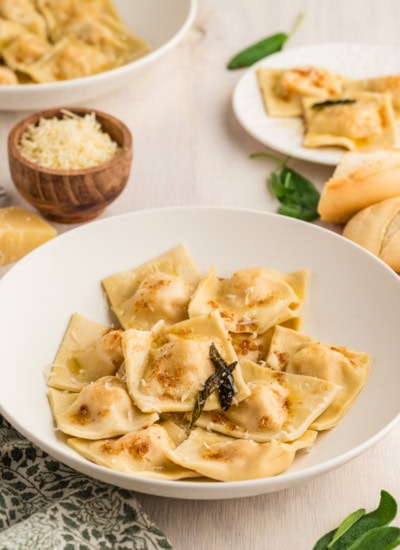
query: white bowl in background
[{"left": 0, "top": 0, "right": 197, "bottom": 111}]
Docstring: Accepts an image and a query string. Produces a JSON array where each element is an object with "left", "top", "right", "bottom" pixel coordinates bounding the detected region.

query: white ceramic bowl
[
  {"left": 0, "top": 207, "right": 400, "bottom": 500},
  {"left": 0, "top": 0, "right": 196, "bottom": 112}
]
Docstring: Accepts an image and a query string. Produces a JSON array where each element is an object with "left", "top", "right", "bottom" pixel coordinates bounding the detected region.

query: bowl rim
[{"left": 8, "top": 106, "right": 133, "bottom": 176}]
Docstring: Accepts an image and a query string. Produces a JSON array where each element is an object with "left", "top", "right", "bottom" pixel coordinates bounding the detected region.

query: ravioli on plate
[
  {"left": 257, "top": 65, "right": 345, "bottom": 117},
  {"left": 302, "top": 92, "right": 396, "bottom": 151}
]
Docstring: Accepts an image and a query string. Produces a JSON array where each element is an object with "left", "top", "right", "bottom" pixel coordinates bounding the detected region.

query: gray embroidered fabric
[{"left": 0, "top": 416, "right": 173, "bottom": 550}]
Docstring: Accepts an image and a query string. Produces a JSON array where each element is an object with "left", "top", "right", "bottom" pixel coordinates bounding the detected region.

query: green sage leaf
[
  {"left": 366, "top": 490, "right": 398, "bottom": 526},
  {"left": 227, "top": 13, "right": 304, "bottom": 69},
  {"left": 250, "top": 152, "right": 320, "bottom": 221},
  {"left": 311, "top": 98, "right": 357, "bottom": 110},
  {"left": 313, "top": 491, "right": 399, "bottom": 550},
  {"left": 331, "top": 490, "right": 398, "bottom": 549},
  {"left": 345, "top": 526, "right": 400, "bottom": 550},
  {"left": 327, "top": 509, "right": 366, "bottom": 548},
  {"left": 313, "top": 530, "right": 337, "bottom": 550},
  {"left": 189, "top": 343, "right": 237, "bottom": 429}
]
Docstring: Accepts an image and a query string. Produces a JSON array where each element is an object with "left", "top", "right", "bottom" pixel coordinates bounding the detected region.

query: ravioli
[
  {"left": 188, "top": 266, "right": 308, "bottom": 334},
  {"left": 257, "top": 65, "right": 344, "bottom": 117},
  {"left": 102, "top": 244, "right": 201, "bottom": 330},
  {"left": 0, "top": 0, "right": 47, "bottom": 37},
  {"left": 1, "top": 31, "right": 50, "bottom": 73},
  {"left": 0, "top": 18, "right": 51, "bottom": 82},
  {"left": 24, "top": 35, "right": 110, "bottom": 82},
  {"left": 47, "top": 385, "right": 77, "bottom": 419},
  {"left": 49, "top": 376, "right": 159, "bottom": 439},
  {"left": 67, "top": 14, "right": 150, "bottom": 67},
  {"left": 48, "top": 313, "right": 124, "bottom": 392},
  {"left": 36, "top": 0, "right": 120, "bottom": 42},
  {"left": 0, "top": 65, "right": 18, "bottom": 84},
  {"left": 194, "top": 360, "right": 340, "bottom": 442},
  {"left": 0, "top": 0, "right": 151, "bottom": 84},
  {"left": 123, "top": 311, "right": 250, "bottom": 413},
  {"left": 345, "top": 74, "right": 400, "bottom": 116},
  {"left": 265, "top": 326, "right": 371, "bottom": 430},
  {"left": 230, "top": 317, "right": 302, "bottom": 364},
  {"left": 302, "top": 92, "right": 397, "bottom": 151},
  {"left": 67, "top": 424, "right": 200, "bottom": 480},
  {"left": 167, "top": 427, "right": 317, "bottom": 481},
  {"left": 35, "top": 5, "right": 150, "bottom": 76},
  {"left": 230, "top": 330, "right": 274, "bottom": 364}
]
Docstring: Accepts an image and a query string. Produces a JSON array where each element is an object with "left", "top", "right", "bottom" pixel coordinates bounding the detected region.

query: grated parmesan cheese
[{"left": 18, "top": 109, "right": 120, "bottom": 170}]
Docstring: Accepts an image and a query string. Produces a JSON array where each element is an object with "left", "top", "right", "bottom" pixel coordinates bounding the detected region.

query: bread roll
[
  {"left": 318, "top": 149, "right": 400, "bottom": 223},
  {"left": 343, "top": 196, "right": 400, "bottom": 271}
]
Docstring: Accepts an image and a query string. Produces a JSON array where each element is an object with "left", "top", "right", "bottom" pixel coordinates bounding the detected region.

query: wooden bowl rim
[{"left": 8, "top": 106, "right": 133, "bottom": 176}]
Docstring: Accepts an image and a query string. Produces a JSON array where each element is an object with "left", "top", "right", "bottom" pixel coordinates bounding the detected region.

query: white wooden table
[{"left": 1, "top": 1, "right": 400, "bottom": 548}]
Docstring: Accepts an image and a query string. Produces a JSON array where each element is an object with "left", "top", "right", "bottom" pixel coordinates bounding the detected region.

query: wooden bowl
[{"left": 8, "top": 107, "right": 133, "bottom": 224}]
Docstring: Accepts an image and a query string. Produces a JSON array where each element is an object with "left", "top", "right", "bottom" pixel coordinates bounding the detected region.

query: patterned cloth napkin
[{"left": 0, "top": 416, "right": 173, "bottom": 550}]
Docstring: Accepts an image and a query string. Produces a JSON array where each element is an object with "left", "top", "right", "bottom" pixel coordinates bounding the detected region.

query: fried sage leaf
[
  {"left": 189, "top": 343, "right": 237, "bottom": 428},
  {"left": 251, "top": 152, "right": 320, "bottom": 222},
  {"left": 209, "top": 342, "right": 237, "bottom": 411},
  {"left": 227, "top": 13, "right": 304, "bottom": 69},
  {"left": 312, "top": 98, "right": 357, "bottom": 110},
  {"left": 313, "top": 490, "right": 400, "bottom": 550},
  {"left": 190, "top": 371, "right": 221, "bottom": 429}
]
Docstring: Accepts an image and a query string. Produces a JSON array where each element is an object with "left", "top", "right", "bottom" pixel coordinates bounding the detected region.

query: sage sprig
[
  {"left": 313, "top": 490, "right": 400, "bottom": 550},
  {"left": 227, "top": 12, "right": 304, "bottom": 70},
  {"left": 250, "top": 152, "right": 320, "bottom": 221}
]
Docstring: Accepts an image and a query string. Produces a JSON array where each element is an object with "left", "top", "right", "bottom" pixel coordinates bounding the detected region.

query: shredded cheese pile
[{"left": 18, "top": 110, "right": 120, "bottom": 170}]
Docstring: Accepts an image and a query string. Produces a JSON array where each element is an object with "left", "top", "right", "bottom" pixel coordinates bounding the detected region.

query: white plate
[
  {"left": 1, "top": 206, "right": 400, "bottom": 500},
  {"left": 0, "top": 0, "right": 196, "bottom": 111},
  {"left": 232, "top": 42, "right": 400, "bottom": 165}
]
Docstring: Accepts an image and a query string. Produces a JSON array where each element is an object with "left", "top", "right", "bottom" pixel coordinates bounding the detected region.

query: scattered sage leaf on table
[
  {"left": 344, "top": 526, "right": 400, "bottom": 550},
  {"left": 313, "top": 490, "right": 400, "bottom": 550},
  {"left": 227, "top": 12, "right": 304, "bottom": 69},
  {"left": 250, "top": 152, "right": 320, "bottom": 221},
  {"left": 327, "top": 509, "right": 366, "bottom": 548}
]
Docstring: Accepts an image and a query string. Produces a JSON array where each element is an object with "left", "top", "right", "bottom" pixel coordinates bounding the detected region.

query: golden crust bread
[
  {"left": 318, "top": 149, "right": 400, "bottom": 223},
  {"left": 343, "top": 196, "right": 400, "bottom": 271}
]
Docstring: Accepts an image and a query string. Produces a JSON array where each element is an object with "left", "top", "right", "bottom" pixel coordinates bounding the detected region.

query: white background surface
[{"left": 1, "top": 1, "right": 400, "bottom": 548}]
